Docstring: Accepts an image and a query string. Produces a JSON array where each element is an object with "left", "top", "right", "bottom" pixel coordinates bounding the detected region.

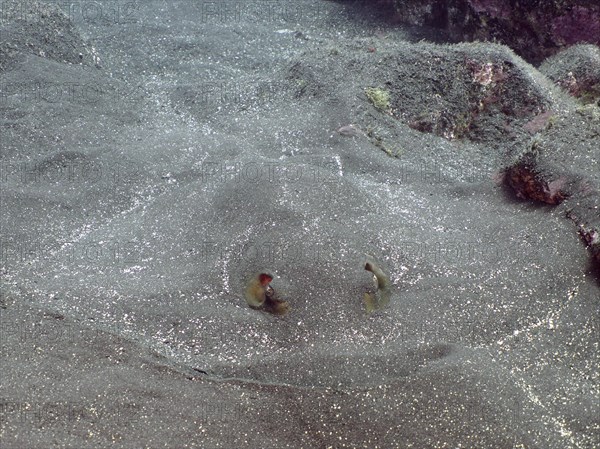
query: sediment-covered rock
[
  {"left": 500, "top": 103, "right": 599, "bottom": 273},
  {"left": 0, "top": 0, "right": 98, "bottom": 71},
  {"left": 370, "top": 0, "right": 600, "bottom": 63},
  {"left": 539, "top": 44, "right": 600, "bottom": 105}
]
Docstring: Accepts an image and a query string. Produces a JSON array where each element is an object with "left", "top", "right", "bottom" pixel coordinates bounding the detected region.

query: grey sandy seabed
[{"left": 0, "top": 1, "right": 599, "bottom": 448}]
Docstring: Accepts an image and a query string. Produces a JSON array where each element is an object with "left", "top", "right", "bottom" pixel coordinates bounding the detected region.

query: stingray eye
[{"left": 259, "top": 273, "right": 273, "bottom": 286}]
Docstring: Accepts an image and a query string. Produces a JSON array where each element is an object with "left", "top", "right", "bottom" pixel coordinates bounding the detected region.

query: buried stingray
[{"left": 363, "top": 255, "right": 392, "bottom": 314}]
